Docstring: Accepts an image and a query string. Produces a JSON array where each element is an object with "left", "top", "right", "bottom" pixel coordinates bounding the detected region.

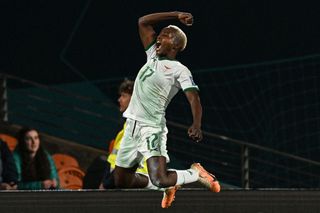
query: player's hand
[
  {"left": 178, "top": 12, "right": 193, "bottom": 26},
  {"left": 188, "top": 125, "right": 203, "bottom": 142},
  {"left": 0, "top": 182, "right": 16, "bottom": 190},
  {"left": 52, "top": 179, "right": 58, "bottom": 188},
  {"left": 42, "top": 179, "right": 54, "bottom": 189}
]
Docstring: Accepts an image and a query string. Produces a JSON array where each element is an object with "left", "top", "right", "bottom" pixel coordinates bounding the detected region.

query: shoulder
[
  {"left": 44, "top": 150, "right": 54, "bottom": 160},
  {"left": 12, "top": 151, "right": 20, "bottom": 158},
  {"left": 12, "top": 151, "right": 21, "bottom": 163},
  {"left": 172, "top": 61, "right": 191, "bottom": 75}
]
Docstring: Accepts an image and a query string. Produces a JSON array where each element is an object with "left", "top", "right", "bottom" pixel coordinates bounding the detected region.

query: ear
[
  {"left": 171, "top": 40, "right": 180, "bottom": 50},
  {"left": 172, "top": 37, "right": 182, "bottom": 52},
  {"left": 173, "top": 44, "right": 182, "bottom": 52}
]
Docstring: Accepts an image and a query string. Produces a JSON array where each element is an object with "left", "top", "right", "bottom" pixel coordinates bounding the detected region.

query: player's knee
[
  {"left": 149, "top": 174, "right": 167, "bottom": 188},
  {"left": 113, "top": 171, "right": 126, "bottom": 188}
]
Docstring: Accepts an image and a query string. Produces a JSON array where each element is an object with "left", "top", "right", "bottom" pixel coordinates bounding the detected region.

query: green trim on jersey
[
  {"left": 183, "top": 87, "right": 199, "bottom": 92},
  {"left": 144, "top": 39, "right": 156, "bottom": 51}
]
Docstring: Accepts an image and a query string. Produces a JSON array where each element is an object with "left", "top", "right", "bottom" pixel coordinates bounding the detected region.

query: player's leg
[
  {"left": 102, "top": 166, "right": 147, "bottom": 189},
  {"left": 142, "top": 125, "right": 220, "bottom": 208},
  {"left": 146, "top": 156, "right": 199, "bottom": 188},
  {"left": 142, "top": 126, "right": 198, "bottom": 208},
  {"left": 142, "top": 125, "right": 199, "bottom": 188},
  {"left": 113, "top": 118, "right": 149, "bottom": 188},
  {"left": 147, "top": 157, "right": 220, "bottom": 191},
  {"left": 113, "top": 165, "right": 149, "bottom": 188},
  {"left": 147, "top": 156, "right": 176, "bottom": 186},
  {"left": 146, "top": 156, "right": 194, "bottom": 208}
]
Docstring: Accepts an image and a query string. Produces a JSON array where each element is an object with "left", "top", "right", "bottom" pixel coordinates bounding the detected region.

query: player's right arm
[{"left": 138, "top": 11, "right": 193, "bottom": 49}]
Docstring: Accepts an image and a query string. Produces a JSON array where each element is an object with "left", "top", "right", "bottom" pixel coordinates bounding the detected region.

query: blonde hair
[{"left": 167, "top": 25, "right": 187, "bottom": 51}]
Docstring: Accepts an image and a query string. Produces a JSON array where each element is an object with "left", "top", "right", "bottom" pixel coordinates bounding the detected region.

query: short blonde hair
[{"left": 167, "top": 25, "right": 187, "bottom": 51}]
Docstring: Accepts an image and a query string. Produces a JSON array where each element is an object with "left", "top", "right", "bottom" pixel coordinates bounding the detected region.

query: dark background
[
  {"left": 1, "top": 0, "right": 319, "bottom": 84},
  {"left": 2, "top": 0, "right": 320, "bottom": 188}
]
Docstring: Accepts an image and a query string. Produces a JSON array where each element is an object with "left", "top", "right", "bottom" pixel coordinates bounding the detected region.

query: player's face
[
  {"left": 24, "top": 130, "right": 40, "bottom": 154},
  {"left": 118, "top": 92, "right": 131, "bottom": 112},
  {"left": 156, "top": 27, "right": 176, "bottom": 56}
]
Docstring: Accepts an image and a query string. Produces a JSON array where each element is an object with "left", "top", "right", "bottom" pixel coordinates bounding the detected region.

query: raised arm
[
  {"left": 138, "top": 11, "right": 193, "bottom": 49},
  {"left": 185, "top": 90, "right": 203, "bottom": 142}
]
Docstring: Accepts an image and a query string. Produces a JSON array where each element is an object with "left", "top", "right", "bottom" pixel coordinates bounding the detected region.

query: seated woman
[{"left": 13, "top": 127, "right": 59, "bottom": 190}]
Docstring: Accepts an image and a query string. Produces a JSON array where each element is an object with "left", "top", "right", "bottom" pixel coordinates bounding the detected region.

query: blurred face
[
  {"left": 156, "top": 27, "right": 176, "bottom": 56},
  {"left": 118, "top": 92, "right": 132, "bottom": 112},
  {"left": 24, "top": 130, "right": 40, "bottom": 154}
]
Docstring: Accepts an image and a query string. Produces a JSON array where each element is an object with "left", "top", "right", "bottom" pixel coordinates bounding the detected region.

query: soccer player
[{"left": 113, "top": 11, "right": 220, "bottom": 208}]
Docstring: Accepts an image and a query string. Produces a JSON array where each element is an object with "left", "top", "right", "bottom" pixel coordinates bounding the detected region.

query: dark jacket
[
  {"left": 13, "top": 150, "right": 59, "bottom": 190},
  {"left": 0, "top": 140, "right": 18, "bottom": 184}
]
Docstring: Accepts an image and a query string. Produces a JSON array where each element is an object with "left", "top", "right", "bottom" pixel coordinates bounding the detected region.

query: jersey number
[
  {"left": 147, "top": 133, "right": 159, "bottom": 151},
  {"left": 139, "top": 66, "right": 155, "bottom": 82}
]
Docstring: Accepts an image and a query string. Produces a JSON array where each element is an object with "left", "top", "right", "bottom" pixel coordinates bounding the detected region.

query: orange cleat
[
  {"left": 191, "top": 163, "right": 221, "bottom": 193},
  {"left": 161, "top": 185, "right": 180, "bottom": 208}
]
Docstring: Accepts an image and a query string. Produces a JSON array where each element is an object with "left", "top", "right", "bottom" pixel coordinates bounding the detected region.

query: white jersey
[{"left": 123, "top": 42, "right": 199, "bottom": 126}]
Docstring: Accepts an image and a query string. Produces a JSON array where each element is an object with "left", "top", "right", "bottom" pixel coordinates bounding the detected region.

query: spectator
[
  {"left": 0, "top": 139, "right": 18, "bottom": 190},
  {"left": 13, "top": 127, "right": 59, "bottom": 190},
  {"left": 99, "top": 79, "right": 148, "bottom": 189}
]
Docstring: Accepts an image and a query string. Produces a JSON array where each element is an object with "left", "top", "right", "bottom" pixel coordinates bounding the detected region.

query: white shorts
[{"left": 115, "top": 118, "right": 170, "bottom": 168}]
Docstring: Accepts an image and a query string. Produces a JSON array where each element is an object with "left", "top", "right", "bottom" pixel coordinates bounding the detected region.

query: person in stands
[
  {"left": 13, "top": 127, "right": 59, "bottom": 190},
  {"left": 99, "top": 79, "right": 148, "bottom": 189}
]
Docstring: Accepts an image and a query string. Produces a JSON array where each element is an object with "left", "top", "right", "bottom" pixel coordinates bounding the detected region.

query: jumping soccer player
[{"left": 113, "top": 11, "right": 221, "bottom": 208}]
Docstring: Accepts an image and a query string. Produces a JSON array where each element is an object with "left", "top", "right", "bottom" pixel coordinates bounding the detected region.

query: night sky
[
  {"left": 1, "top": 0, "right": 319, "bottom": 84},
  {"left": 2, "top": 1, "right": 320, "bottom": 187}
]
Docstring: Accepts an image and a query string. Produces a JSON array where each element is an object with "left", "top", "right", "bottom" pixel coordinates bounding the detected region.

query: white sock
[
  {"left": 175, "top": 169, "right": 199, "bottom": 185},
  {"left": 143, "top": 169, "right": 199, "bottom": 190}
]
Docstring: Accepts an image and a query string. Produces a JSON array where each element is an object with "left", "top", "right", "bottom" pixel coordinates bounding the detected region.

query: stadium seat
[
  {"left": 58, "top": 166, "right": 85, "bottom": 189},
  {"left": 0, "top": 133, "right": 17, "bottom": 152},
  {"left": 52, "top": 153, "right": 80, "bottom": 171}
]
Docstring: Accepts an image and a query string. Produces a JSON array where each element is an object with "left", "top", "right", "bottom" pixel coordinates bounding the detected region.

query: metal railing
[
  {"left": 0, "top": 76, "right": 8, "bottom": 121},
  {"left": 1, "top": 72, "right": 320, "bottom": 188},
  {"left": 167, "top": 120, "right": 320, "bottom": 188}
]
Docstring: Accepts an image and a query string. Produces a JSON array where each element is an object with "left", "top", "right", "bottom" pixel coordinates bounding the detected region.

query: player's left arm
[{"left": 185, "top": 90, "right": 203, "bottom": 142}]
